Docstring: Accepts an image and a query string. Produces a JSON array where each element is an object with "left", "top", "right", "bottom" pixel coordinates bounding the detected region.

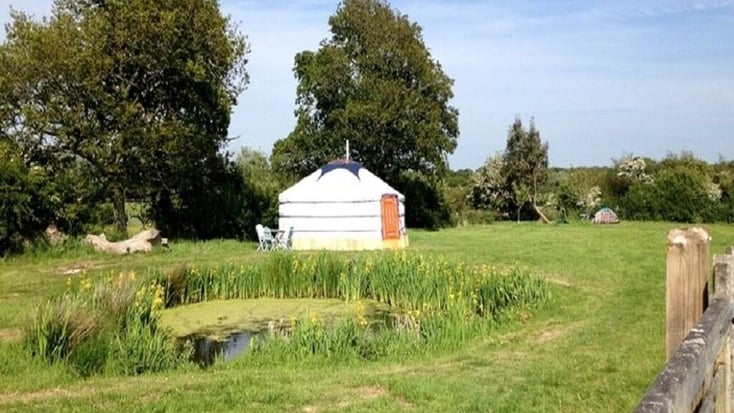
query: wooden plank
[
  {"left": 699, "top": 364, "right": 724, "bottom": 413},
  {"left": 714, "top": 249, "right": 734, "bottom": 412},
  {"left": 714, "top": 342, "right": 731, "bottom": 413},
  {"left": 635, "top": 298, "right": 732, "bottom": 413},
  {"left": 666, "top": 228, "right": 710, "bottom": 360}
]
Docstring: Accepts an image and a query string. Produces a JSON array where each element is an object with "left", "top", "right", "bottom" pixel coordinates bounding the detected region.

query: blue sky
[{"left": 2, "top": 0, "right": 733, "bottom": 169}]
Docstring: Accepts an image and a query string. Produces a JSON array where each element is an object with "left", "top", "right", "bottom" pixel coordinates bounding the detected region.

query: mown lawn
[{"left": 1, "top": 222, "right": 733, "bottom": 412}]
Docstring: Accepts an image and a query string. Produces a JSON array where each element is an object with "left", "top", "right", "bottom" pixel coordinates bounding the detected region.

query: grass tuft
[{"left": 24, "top": 272, "right": 184, "bottom": 377}]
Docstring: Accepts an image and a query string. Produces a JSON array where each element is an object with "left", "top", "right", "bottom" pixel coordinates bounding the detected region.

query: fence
[{"left": 636, "top": 229, "right": 734, "bottom": 413}]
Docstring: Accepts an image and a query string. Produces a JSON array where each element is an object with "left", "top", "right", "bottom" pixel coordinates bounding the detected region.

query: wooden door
[{"left": 380, "top": 194, "right": 400, "bottom": 240}]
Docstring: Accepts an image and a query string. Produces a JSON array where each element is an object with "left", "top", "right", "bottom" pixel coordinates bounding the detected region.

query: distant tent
[
  {"left": 592, "top": 207, "right": 620, "bottom": 224},
  {"left": 278, "top": 159, "right": 409, "bottom": 251}
]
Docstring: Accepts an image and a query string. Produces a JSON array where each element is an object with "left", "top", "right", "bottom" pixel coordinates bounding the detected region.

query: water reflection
[
  {"left": 184, "top": 331, "right": 259, "bottom": 367},
  {"left": 182, "top": 309, "right": 396, "bottom": 367}
]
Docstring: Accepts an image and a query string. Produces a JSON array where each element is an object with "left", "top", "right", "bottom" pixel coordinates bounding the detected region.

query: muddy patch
[
  {"left": 357, "top": 385, "right": 388, "bottom": 400},
  {"left": 535, "top": 324, "right": 576, "bottom": 344}
]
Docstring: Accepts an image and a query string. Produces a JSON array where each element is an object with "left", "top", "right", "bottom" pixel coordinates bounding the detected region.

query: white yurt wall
[{"left": 278, "top": 160, "right": 408, "bottom": 251}]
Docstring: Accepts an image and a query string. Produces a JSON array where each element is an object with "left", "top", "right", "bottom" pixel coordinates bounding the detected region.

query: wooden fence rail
[{"left": 636, "top": 230, "right": 734, "bottom": 413}]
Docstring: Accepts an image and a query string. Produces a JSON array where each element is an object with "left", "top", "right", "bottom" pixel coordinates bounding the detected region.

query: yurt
[
  {"left": 278, "top": 159, "right": 409, "bottom": 251},
  {"left": 592, "top": 207, "right": 620, "bottom": 224}
]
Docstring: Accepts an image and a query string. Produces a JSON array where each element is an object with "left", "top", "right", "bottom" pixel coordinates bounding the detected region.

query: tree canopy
[
  {"left": 0, "top": 0, "right": 249, "bottom": 232},
  {"left": 271, "top": 0, "right": 459, "bottom": 185},
  {"left": 502, "top": 118, "right": 549, "bottom": 222}
]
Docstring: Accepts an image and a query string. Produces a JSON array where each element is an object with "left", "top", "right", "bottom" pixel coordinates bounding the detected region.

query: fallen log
[{"left": 84, "top": 229, "right": 161, "bottom": 254}]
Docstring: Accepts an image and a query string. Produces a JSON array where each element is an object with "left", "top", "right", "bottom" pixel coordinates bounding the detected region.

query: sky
[{"left": 2, "top": 0, "right": 733, "bottom": 169}]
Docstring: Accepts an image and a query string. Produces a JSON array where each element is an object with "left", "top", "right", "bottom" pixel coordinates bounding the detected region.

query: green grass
[{"left": 1, "top": 221, "right": 733, "bottom": 411}]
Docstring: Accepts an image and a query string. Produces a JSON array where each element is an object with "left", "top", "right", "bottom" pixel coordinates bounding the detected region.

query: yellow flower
[{"left": 150, "top": 283, "right": 166, "bottom": 311}]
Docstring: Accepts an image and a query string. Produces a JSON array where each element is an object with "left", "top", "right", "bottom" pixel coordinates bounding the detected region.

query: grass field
[{"left": 1, "top": 222, "right": 733, "bottom": 412}]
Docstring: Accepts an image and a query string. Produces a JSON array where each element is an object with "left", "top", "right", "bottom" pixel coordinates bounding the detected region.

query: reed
[
  {"left": 24, "top": 272, "right": 183, "bottom": 376},
  {"left": 155, "top": 252, "right": 550, "bottom": 361},
  {"left": 25, "top": 251, "right": 549, "bottom": 375}
]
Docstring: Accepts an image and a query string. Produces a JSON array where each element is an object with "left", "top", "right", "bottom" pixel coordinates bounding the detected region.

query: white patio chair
[
  {"left": 274, "top": 226, "right": 294, "bottom": 251},
  {"left": 255, "top": 224, "right": 275, "bottom": 251}
]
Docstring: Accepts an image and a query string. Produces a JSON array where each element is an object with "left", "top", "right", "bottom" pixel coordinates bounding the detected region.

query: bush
[
  {"left": 396, "top": 172, "right": 453, "bottom": 230},
  {"left": 0, "top": 142, "right": 55, "bottom": 255},
  {"left": 619, "top": 166, "right": 721, "bottom": 222},
  {"left": 150, "top": 158, "right": 250, "bottom": 239},
  {"left": 456, "top": 209, "right": 496, "bottom": 226}
]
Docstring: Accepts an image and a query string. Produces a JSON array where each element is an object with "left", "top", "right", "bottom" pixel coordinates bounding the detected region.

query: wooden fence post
[
  {"left": 666, "top": 228, "right": 710, "bottom": 360},
  {"left": 714, "top": 247, "right": 734, "bottom": 412}
]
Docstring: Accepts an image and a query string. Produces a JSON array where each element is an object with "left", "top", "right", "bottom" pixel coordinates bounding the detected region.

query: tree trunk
[
  {"left": 533, "top": 202, "right": 551, "bottom": 224},
  {"left": 112, "top": 187, "right": 128, "bottom": 233}
]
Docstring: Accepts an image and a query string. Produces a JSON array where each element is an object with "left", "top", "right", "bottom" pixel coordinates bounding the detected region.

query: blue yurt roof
[
  {"left": 279, "top": 159, "right": 403, "bottom": 203},
  {"left": 319, "top": 159, "right": 363, "bottom": 180}
]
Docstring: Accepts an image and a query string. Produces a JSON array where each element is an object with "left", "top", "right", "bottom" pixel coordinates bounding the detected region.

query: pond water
[
  {"left": 182, "top": 309, "right": 397, "bottom": 367},
  {"left": 183, "top": 331, "right": 260, "bottom": 367}
]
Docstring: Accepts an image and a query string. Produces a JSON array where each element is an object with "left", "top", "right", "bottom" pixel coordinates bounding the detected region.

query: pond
[
  {"left": 183, "top": 330, "right": 261, "bottom": 367},
  {"left": 181, "top": 309, "right": 396, "bottom": 367}
]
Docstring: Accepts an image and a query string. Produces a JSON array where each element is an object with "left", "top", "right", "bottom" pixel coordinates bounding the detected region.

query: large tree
[
  {"left": 271, "top": 0, "right": 459, "bottom": 185},
  {"left": 0, "top": 0, "right": 248, "bottom": 232},
  {"left": 502, "top": 118, "right": 549, "bottom": 222}
]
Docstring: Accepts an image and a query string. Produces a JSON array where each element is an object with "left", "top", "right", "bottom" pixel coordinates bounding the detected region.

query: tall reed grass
[
  {"left": 156, "top": 252, "right": 550, "bottom": 361},
  {"left": 24, "top": 273, "right": 186, "bottom": 377},
  {"left": 26, "top": 251, "right": 549, "bottom": 374},
  {"left": 158, "top": 252, "right": 549, "bottom": 317}
]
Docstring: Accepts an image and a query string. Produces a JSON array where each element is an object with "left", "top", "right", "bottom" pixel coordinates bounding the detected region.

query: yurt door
[{"left": 380, "top": 194, "right": 400, "bottom": 240}]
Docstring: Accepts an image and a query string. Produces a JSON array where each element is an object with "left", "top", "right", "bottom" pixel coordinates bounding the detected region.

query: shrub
[
  {"left": 396, "top": 172, "right": 453, "bottom": 230},
  {"left": 0, "top": 142, "right": 55, "bottom": 255},
  {"left": 619, "top": 166, "right": 721, "bottom": 222},
  {"left": 150, "top": 158, "right": 250, "bottom": 240},
  {"left": 457, "top": 209, "right": 497, "bottom": 226}
]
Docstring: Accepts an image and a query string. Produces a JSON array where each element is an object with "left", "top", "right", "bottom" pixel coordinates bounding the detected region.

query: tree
[
  {"left": 271, "top": 0, "right": 459, "bottom": 187},
  {"left": 616, "top": 156, "right": 653, "bottom": 183},
  {"left": 150, "top": 155, "right": 250, "bottom": 240},
  {"left": 554, "top": 167, "right": 607, "bottom": 219},
  {"left": 0, "top": 0, "right": 249, "bottom": 232},
  {"left": 0, "top": 140, "right": 55, "bottom": 255},
  {"left": 236, "top": 148, "right": 281, "bottom": 239},
  {"left": 502, "top": 118, "right": 549, "bottom": 222},
  {"left": 469, "top": 152, "right": 509, "bottom": 212}
]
